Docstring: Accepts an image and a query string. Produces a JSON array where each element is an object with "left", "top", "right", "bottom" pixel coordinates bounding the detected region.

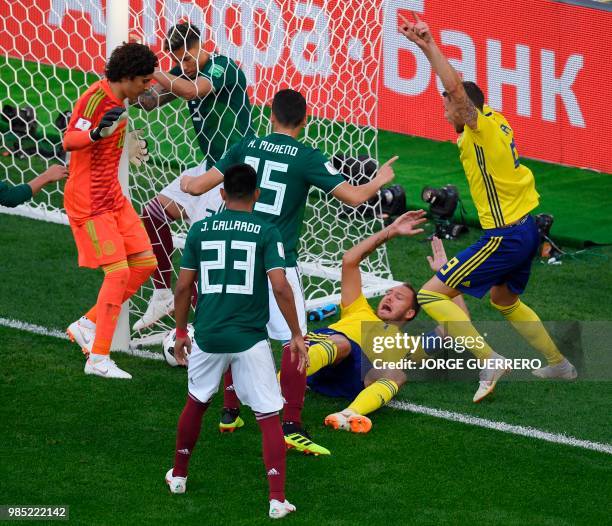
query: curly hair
[{"left": 105, "top": 43, "right": 158, "bottom": 82}]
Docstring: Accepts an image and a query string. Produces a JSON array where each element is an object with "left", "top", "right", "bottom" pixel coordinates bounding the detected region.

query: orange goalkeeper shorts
[{"left": 69, "top": 200, "right": 152, "bottom": 268}]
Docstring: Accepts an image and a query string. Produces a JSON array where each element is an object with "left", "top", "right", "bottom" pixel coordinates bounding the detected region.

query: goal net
[{"left": 0, "top": 0, "right": 398, "bottom": 348}]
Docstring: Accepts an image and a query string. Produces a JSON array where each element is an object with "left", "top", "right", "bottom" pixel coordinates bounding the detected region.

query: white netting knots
[{"left": 0, "top": 0, "right": 396, "bottom": 347}]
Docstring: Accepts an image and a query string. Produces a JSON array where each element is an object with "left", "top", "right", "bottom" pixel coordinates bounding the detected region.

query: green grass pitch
[{"left": 1, "top": 58, "right": 612, "bottom": 524}]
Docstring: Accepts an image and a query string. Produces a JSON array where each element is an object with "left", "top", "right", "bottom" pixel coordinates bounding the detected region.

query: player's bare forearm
[
  {"left": 154, "top": 71, "right": 203, "bottom": 101},
  {"left": 183, "top": 168, "right": 224, "bottom": 195},
  {"left": 174, "top": 270, "right": 196, "bottom": 329},
  {"left": 134, "top": 84, "right": 177, "bottom": 111}
]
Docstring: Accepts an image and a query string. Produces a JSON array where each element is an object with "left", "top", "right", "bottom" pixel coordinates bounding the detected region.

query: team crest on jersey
[
  {"left": 210, "top": 64, "right": 225, "bottom": 78},
  {"left": 75, "top": 117, "right": 92, "bottom": 131}
]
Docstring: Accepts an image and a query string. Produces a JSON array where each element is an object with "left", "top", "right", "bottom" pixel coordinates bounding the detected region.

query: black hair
[
  {"left": 105, "top": 43, "right": 158, "bottom": 82},
  {"left": 442, "top": 81, "right": 485, "bottom": 111},
  {"left": 401, "top": 282, "right": 421, "bottom": 320},
  {"left": 224, "top": 163, "right": 257, "bottom": 200},
  {"left": 271, "top": 89, "right": 307, "bottom": 128},
  {"left": 165, "top": 22, "right": 201, "bottom": 53}
]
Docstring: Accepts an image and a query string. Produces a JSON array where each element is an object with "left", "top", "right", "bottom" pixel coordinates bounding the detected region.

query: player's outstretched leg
[
  {"left": 166, "top": 394, "right": 210, "bottom": 494},
  {"left": 417, "top": 287, "right": 510, "bottom": 402},
  {"left": 84, "top": 261, "right": 132, "bottom": 379},
  {"left": 324, "top": 377, "right": 401, "bottom": 434},
  {"left": 219, "top": 368, "right": 244, "bottom": 433},
  {"left": 135, "top": 197, "right": 176, "bottom": 330},
  {"left": 490, "top": 294, "right": 577, "bottom": 380},
  {"left": 255, "top": 412, "right": 295, "bottom": 519},
  {"left": 280, "top": 343, "right": 330, "bottom": 456}
]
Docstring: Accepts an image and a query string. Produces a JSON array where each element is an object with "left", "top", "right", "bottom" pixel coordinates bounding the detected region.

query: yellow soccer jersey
[
  {"left": 329, "top": 294, "right": 381, "bottom": 347},
  {"left": 329, "top": 294, "right": 427, "bottom": 364},
  {"left": 458, "top": 105, "right": 539, "bottom": 229}
]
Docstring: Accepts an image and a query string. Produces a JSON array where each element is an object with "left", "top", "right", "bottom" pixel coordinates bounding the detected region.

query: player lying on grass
[
  {"left": 180, "top": 89, "right": 398, "bottom": 455},
  {"left": 64, "top": 43, "right": 159, "bottom": 379},
  {"left": 0, "top": 165, "right": 67, "bottom": 208},
  {"left": 134, "top": 22, "right": 253, "bottom": 331},
  {"left": 399, "top": 13, "right": 576, "bottom": 403},
  {"left": 306, "top": 212, "right": 468, "bottom": 433},
  {"left": 165, "top": 163, "right": 308, "bottom": 520}
]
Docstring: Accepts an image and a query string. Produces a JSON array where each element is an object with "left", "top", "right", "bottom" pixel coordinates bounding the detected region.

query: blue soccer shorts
[{"left": 436, "top": 214, "right": 540, "bottom": 299}]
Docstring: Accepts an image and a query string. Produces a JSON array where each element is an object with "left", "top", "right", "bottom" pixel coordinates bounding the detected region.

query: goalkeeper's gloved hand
[
  {"left": 89, "top": 107, "right": 127, "bottom": 141},
  {"left": 127, "top": 129, "right": 149, "bottom": 167}
]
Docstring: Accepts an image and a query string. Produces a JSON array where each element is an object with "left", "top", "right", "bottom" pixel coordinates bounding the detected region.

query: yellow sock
[
  {"left": 417, "top": 289, "right": 494, "bottom": 360},
  {"left": 347, "top": 379, "right": 398, "bottom": 416},
  {"left": 491, "top": 299, "right": 564, "bottom": 365},
  {"left": 306, "top": 335, "right": 338, "bottom": 376}
]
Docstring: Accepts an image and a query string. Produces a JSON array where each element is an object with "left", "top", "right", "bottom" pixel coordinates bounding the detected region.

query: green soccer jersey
[
  {"left": 180, "top": 209, "right": 286, "bottom": 354},
  {"left": 213, "top": 133, "right": 346, "bottom": 266},
  {"left": 170, "top": 54, "right": 253, "bottom": 165}
]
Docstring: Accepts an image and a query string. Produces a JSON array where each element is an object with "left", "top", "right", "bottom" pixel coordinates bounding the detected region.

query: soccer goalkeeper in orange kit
[{"left": 64, "top": 43, "right": 158, "bottom": 379}]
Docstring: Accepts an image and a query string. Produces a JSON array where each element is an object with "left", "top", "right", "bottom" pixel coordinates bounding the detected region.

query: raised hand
[
  {"left": 426, "top": 236, "right": 448, "bottom": 272},
  {"left": 376, "top": 155, "right": 398, "bottom": 186},
  {"left": 127, "top": 129, "right": 149, "bottom": 167},
  {"left": 389, "top": 209, "right": 427, "bottom": 237},
  {"left": 42, "top": 164, "right": 68, "bottom": 182},
  {"left": 398, "top": 12, "right": 433, "bottom": 50}
]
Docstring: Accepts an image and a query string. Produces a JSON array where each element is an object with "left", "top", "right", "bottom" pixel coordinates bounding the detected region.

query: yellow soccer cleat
[
  {"left": 283, "top": 422, "right": 330, "bottom": 456},
  {"left": 219, "top": 408, "right": 245, "bottom": 433}
]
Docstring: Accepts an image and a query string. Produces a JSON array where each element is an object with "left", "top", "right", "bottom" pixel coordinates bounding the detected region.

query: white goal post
[{"left": 0, "top": 0, "right": 400, "bottom": 349}]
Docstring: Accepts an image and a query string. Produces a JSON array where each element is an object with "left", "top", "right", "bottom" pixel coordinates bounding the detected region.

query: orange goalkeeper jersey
[{"left": 63, "top": 79, "right": 127, "bottom": 221}]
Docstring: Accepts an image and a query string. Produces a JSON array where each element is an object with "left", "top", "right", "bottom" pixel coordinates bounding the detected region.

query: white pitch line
[
  {"left": 389, "top": 400, "right": 612, "bottom": 455},
  {"left": 0, "top": 317, "right": 164, "bottom": 361}
]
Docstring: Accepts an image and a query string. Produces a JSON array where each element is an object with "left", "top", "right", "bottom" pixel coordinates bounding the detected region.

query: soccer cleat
[
  {"left": 532, "top": 358, "right": 577, "bottom": 380},
  {"left": 133, "top": 289, "right": 174, "bottom": 331},
  {"left": 269, "top": 499, "right": 296, "bottom": 519},
  {"left": 67, "top": 317, "right": 96, "bottom": 356},
  {"left": 165, "top": 468, "right": 187, "bottom": 494},
  {"left": 324, "top": 411, "right": 372, "bottom": 433},
  {"left": 282, "top": 422, "right": 330, "bottom": 456},
  {"left": 473, "top": 353, "right": 511, "bottom": 403},
  {"left": 84, "top": 356, "right": 132, "bottom": 380},
  {"left": 219, "top": 408, "right": 245, "bottom": 433}
]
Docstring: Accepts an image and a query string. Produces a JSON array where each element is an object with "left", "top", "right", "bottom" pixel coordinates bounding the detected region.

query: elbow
[
  {"left": 342, "top": 252, "right": 358, "bottom": 268},
  {"left": 183, "top": 88, "right": 200, "bottom": 101}
]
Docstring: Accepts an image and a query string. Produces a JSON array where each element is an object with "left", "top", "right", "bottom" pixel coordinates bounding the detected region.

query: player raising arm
[
  {"left": 165, "top": 164, "right": 307, "bottom": 520},
  {"left": 64, "top": 43, "right": 159, "bottom": 379},
  {"left": 133, "top": 23, "right": 253, "bottom": 331},
  {"left": 180, "top": 89, "right": 396, "bottom": 454},
  {"left": 306, "top": 212, "right": 468, "bottom": 433},
  {"left": 0, "top": 165, "right": 67, "bottom": 208},
  {"left": 398, "top": 13, "right": 576, "bottom": 403}
]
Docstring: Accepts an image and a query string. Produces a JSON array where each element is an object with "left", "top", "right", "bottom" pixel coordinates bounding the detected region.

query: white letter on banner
[
  {"left": 48, "top": 0, "right": 105, "bottom": 34},
  {"left": 290, "top": 2, "right": 332, "bottom": 78},
  {"left": 487, "top": 39, "right": 531, "bottom": 116},
  {"left": 213, "top": 0, "right": 284, "bottom": 85},
  {"left": 435, "top": 30, "right": 476, "bottom": 94},
  {"left": 383, "top": 0, "right": 430, "bottom": 96},
  {"left": 541, "top": 50, "right": 585, "bottom": 128}
]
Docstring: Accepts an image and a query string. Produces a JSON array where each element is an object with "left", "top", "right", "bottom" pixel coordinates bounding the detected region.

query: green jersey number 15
[{"left": 244, "top": 156, "right": 288, "bottom": 216}]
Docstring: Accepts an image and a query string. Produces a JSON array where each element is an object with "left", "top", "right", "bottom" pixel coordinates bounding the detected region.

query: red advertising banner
[{"left": 0, "top": 0, "right": 610, "bottom": 172}]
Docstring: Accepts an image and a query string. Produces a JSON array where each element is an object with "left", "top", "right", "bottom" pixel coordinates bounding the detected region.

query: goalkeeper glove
[
  {"left": 89, "top": 107, "right": 127, "bottom": 141},
  {"left": 127, "top": 129, "right": 149, "bottom": 167}
]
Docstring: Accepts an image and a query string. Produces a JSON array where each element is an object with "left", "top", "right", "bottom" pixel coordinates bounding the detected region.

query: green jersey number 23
[
  {"left": 244, "top": 156, "right": 287, "bottom": 216},
  {"left": 200, "top": 240, "right": 256, "bottom": 295}
]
